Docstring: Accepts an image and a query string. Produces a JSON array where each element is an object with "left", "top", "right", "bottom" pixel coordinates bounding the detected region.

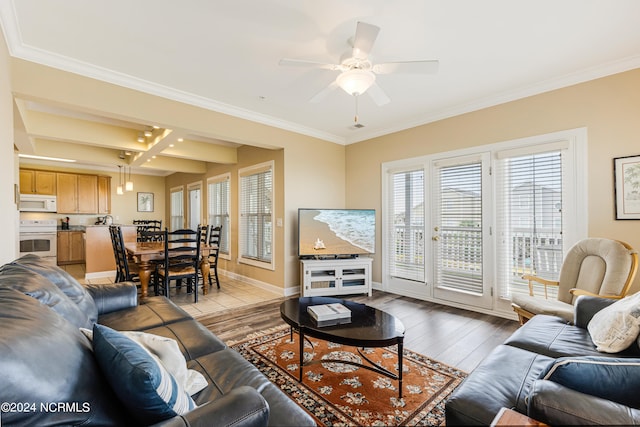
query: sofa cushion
[
  {"left": 0, "top": 264, "right": 92, "bottom": 328},
  {"left": 98, "top": 296, "right": 191, "bottom": 330},
  {"left": 92, "top": 324, "right": 197, "bottom": 424},
  {"left": 587, "top": 292, "right": 640, "bottom": 353},
  {"left": 0, "top": 287, "right": 128, "bottom": 426},
  {"left": 11, "top": 254, "right": 98, "bottom": 324},
  {"left": 142, "top": 319, "right": 227, "bottom": 361},
  {"left": 504, "top": 314, "right": 640, "bottom": 358},
  {"left": 539, "top": 356, "right": 640, "bottom": 408},
  {"left": 445, "top": 344, "right": 553, "bottom": 426}
]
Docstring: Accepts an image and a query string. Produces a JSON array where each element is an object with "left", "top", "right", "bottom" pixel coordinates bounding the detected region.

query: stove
[{"left": 19, "top": 219, "right": 58, "bottom": 260}]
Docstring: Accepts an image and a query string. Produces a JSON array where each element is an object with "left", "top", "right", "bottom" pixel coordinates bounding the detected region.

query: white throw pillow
[
  {"left": 81, "top": 328, "right": 207, "bottom": 395},
  {"left": 587, "top": 292, "right": 640, "bottom": 353}
]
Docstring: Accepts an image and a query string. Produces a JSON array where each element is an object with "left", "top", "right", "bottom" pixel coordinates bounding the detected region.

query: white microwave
[{"left": 19, "top": 194, "right": 57, "bottom": 212}]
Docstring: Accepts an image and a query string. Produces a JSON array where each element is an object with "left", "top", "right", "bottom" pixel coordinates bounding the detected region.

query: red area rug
[{"left": 228, "top": 325, "right": 466, "bottom": 426}]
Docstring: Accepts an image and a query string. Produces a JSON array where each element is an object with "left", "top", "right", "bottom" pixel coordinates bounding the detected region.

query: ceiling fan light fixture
[{"left": 336, "top": 69, "right": 375, "bottom": 96}]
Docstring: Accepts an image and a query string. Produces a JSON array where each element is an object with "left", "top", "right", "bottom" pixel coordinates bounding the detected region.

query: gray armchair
[{"left": 511, "top": 238, "right": 638, "bottom": 324}]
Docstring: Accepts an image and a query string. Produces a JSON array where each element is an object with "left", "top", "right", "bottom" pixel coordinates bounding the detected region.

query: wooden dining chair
[
  {"left": 108, "top": 225, "right": 139, "bottom": 283},
  {"left": 207, "top": 225, "right": 222, "bottom": 289},
  {"left": 155, "top": 228, "right": 202, "bottom": 303}
]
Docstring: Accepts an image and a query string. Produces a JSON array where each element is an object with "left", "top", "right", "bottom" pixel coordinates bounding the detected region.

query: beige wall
[
  {"left": 346, "top": 68, "right": 640, "bottom": 292},
  {"left": 0, "top": 28, "right": 18, "bottom": 264},
  {"left": 165, "top": 146, "right": 287, "bottom": 289}
]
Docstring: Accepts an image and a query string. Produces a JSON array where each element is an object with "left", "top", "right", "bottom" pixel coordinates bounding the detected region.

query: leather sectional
[
  {"left": 0, "top": 254, "right": 315, "bottom": 426},
  {"left": 445, "top": 296, "right": 640, "bottom": 425}
]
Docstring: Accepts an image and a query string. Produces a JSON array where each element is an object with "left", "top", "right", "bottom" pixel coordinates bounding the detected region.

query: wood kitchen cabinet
[
  {"left": 56, "top": 173, "right": 98, "bottom": 214},
  {"left": 19, "top": 169, "right": 57, "bottom": 195},
  {"left": 97, "top": 175, "right": 111, "bottom": 214},
  {"left": 57, "top": 231, "right": 85, "bottom": 265}
]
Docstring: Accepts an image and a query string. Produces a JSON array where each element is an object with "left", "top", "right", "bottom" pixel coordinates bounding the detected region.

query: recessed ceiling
[{"left": 2, "top": 0, "right": 640, "bottom": 173}]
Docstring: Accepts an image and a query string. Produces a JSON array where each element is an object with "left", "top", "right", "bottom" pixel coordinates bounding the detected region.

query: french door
[{"left": 431, "top": 153, "right": 493, "bottom": 309}]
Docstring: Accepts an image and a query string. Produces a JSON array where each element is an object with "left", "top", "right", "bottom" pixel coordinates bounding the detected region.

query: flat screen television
[{"left": 298, "top": 208, "right": 375, "bottom": 258}]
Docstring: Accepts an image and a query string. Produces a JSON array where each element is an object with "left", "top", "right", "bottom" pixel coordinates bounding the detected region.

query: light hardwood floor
[{"left": 199, "top": 291, "right": 520, "bottom": 373}]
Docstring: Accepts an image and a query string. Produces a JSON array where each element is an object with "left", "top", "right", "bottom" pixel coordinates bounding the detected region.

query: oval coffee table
[{"left": 280, "top": 296, "right": 406, "bottom": 397}]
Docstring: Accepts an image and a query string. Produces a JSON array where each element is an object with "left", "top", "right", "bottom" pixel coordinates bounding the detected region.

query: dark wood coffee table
[{"left": 280, "top": 296, "right": 406, "bottom": 397}]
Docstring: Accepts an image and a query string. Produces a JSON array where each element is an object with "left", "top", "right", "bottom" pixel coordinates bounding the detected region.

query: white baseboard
[
  {"left": 85, "top": 270, "right": 116, "bottom": 281},
  {"left": 220, "top": 269, "right": 300, "bottom": 297}
]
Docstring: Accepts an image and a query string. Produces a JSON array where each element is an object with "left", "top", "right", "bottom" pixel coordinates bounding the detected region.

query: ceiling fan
[{"left": 279, "top": 21, "right": 439, "bottom": 106}]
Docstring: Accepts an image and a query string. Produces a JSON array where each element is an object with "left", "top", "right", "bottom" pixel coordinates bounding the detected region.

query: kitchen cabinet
[
  {"left": 97, "top": 176, "right": 111, "bottom": 214},
  {"left": 56, "top": 173, "right": 98, "bottom": 214},
  {"left": 19, "top": 169, "right": 56, "bottom": 195},
  {"left": 57, "top": 231, "right": 85, "bottom": 265}
]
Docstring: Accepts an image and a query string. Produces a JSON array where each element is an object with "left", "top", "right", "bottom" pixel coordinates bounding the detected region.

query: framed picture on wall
[
  {"left": 137, "top": 192, "right": 154, "bottom": 212},
  {"left": 614, "top": 155, "right": 640, "bottom": 219}
]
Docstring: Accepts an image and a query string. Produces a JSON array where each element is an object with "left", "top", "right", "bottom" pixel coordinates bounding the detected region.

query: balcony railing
[{"left": 391, "top": 225, "right": 563, "bottom": 297}]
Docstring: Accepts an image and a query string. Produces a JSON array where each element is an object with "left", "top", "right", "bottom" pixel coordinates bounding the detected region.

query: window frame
[
  {"left": 169, "top": 185, "right": 184, "bottom": 231},
  {"left": 207, "top": 173, "right": 231, "bottom": 260},
  {"left": 238, "top": 161, "right": 275, "bottom": 270}
]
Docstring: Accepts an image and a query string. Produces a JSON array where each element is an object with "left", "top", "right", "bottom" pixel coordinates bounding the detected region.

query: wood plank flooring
[{"left": 198, "top": 291, "right": 519, "bottom": 373}]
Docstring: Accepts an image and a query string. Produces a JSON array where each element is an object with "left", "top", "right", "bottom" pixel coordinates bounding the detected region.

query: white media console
[{"left": 300, "top": 257, "right": 373, "bottom": 297}]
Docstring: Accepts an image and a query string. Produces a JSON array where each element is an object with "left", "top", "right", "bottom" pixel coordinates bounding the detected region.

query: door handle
[{"left": 432, "top": 236, "right": 440, "bottom": 241}]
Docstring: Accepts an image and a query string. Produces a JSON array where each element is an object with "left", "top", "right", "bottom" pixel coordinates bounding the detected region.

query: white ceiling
[{"left": 2, "top": 0, "right": 640, "bottom": 172}]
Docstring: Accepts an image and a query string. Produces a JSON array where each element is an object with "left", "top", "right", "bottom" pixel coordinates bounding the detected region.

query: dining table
[{"left": 124, "top": 241, "right": 214, "bottom": 301}]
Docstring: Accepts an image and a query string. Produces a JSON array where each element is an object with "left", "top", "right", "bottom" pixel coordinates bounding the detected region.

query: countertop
[{"left": 57, "top": 226, "right": 86, "bottom": 232}]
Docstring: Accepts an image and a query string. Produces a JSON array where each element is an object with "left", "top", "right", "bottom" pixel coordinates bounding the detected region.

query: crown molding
[{"left": 346, "top": 55, "right": 640, "bottom": 145}]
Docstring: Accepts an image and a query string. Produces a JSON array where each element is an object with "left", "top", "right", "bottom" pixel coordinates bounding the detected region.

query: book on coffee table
[
  {"left": 307, "top": 303, "right": 351, "bottom": 322},
  {"left": 312, "top": 316, "right": 352, "bottom": 328}
]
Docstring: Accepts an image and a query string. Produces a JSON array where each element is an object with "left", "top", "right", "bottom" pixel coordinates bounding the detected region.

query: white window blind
[
  {"left": 207, "top": 175, "right": 230, "bottom": 255},
  {"left": 434, "top": 161, "right": 483, "bottom": 294},
  {"left": 496, "top": 146, "right": 565, "bottom": 299},
  {"left": 389, "top": 169, "right": 425, "bottom": 282},
  {"left": 170, "top": 187, "right": 184, "bottom": 231},
  {"left": 239, "top": 162, "right": 273, "bottom": 266}
]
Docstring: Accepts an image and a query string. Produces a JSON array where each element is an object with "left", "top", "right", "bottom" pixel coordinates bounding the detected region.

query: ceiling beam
[
  {"left": 138, "top": 155, "right": 207, "bottom": 174},
  {"left": 22, "top": 110, "right": 143, "bottom": 151}
]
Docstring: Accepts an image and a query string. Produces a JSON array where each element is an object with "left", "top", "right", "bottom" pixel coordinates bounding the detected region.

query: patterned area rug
[{"left": 228, "top": 325, "right": 466, "bottom": 426}]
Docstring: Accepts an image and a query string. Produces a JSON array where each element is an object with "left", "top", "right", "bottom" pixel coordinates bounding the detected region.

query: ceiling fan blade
[
  {"left": 310, "top": 81, "right": 339, "bottom": 103},
  {"left": 279, "top": 58, "right": 340, "bottom": 71},
  {"left": 352, "top": 22, "right": 380, "bottom": 59},
  {"left": 366, "top": 82, "right": 390, "bottom": 106},
  {"left": 373, "top": 60, "right": 439, "bottom": 75}
]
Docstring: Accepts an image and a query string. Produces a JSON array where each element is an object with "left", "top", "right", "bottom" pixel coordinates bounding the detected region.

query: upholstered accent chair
[{"left": 511, "top": 238, "right": 638, "bottom": 324}]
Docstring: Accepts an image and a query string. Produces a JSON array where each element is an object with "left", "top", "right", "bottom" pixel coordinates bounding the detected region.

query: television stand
[{"left": 300, "top": 257, "right": 372, "bottom": 297}]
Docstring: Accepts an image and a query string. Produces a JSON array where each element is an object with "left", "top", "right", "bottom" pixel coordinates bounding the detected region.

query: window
[
  {"left": 495, "top": 143, "right": 567, "bottom": 300},
  {"left": 207, "top": 174, "right": 230, "bottom": 256},
  {"left": 170, "top": 186, "right": 184, "bottom": 231},
  {"left": 382, "top": 128, "right": 587, "bottom": 315},
  {"left": 433, "top": 160, "right": 483, "bottom": 294},
  {"left": 388, "top": 169, "right": 425, "bottom": 282},
  {"left": 239, "top": 161, "right": 274, "bottom": 269}
]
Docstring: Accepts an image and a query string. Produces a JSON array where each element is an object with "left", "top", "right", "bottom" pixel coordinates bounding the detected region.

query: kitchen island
[{"left": 84, "top": 224, "right": 137, "bottom": 280}]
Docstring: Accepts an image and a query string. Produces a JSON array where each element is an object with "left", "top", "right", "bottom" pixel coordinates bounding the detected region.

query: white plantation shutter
[
  {"left": 239, "top": 162, "right": 274, "bottom": 267},
  {"left": 433, "top": 160, "right": 483, "bottom": 294},
  {"left": 389, "top": 169, "right": 425, "bottom": 282},
  {"left": 495, "top": 143, "right": 567, "bottom": 299},
  {"left": 170, "top": 187, "right": 184, "bottom": 231},
  {"left": 207, "top": 174, "right": 230, "bottom": 255}
]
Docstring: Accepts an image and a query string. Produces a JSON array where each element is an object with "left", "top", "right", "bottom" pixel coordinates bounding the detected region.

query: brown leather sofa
[{"left": 0, "top": 254, "right": 314, "bottom": 427}]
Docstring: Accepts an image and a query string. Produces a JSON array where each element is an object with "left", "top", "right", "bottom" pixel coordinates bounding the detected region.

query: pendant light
[
  {"left": 125, "top": 165, "right": 134, "bottom": 192},
  {"left": 116, "top": 165, "right": 124, "bottom": 195}
]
